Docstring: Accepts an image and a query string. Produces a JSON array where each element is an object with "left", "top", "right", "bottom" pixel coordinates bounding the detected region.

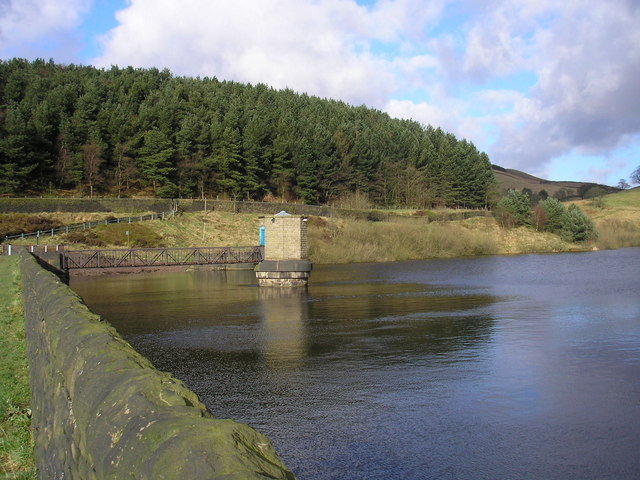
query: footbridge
[{"left": 61, "top": 246, "right": 264, "bottom": 269}]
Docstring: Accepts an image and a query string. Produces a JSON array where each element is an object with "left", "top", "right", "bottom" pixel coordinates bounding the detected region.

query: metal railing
[
  {"left": 2, "top": 212, "right": 173, "bottom": 243},
  {"left": 62, "top": 246, "right": 264, "bottom": 269}
]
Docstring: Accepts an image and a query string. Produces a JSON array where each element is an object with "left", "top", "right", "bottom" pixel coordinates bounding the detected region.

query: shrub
[
  {"left": 539, "top": 197, "right": 566, "bottom": 233},
  {"left": 494, "top": 190, "right": 533, "bottom": 227},
  {"left": 561, "top": 204, "right": 597, "bottom": 242}
]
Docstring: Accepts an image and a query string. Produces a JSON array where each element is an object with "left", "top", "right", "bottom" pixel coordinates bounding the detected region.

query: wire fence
[{"left": 2, "top": 211, "right": 174, "bottom": 244}]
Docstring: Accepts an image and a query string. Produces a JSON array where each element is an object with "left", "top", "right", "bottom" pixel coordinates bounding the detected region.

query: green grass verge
[
  {"left": 0, "top": 257, "right": 36, "bottom": 479},
  {"left": 603, "top": 187, "right": 640, "bottom": 209}
]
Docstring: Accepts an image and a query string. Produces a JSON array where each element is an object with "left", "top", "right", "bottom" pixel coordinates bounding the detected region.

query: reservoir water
[{"left": 71, "top": 248, "right": 640, "bottom": 480}]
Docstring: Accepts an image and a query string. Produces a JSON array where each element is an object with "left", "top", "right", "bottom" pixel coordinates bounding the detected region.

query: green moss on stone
[{"left": 19, "top": 250, "right": 295, "bottom": 480}]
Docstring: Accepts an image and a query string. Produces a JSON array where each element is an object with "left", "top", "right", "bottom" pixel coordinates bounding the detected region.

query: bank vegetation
[{"left": 2, "top": 188, "right": 638, "bottom": 264}]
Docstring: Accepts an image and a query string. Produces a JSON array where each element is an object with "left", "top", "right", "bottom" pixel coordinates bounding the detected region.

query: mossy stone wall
[{"left": 19, "top": 250, "right": 295, "bottom": 480}]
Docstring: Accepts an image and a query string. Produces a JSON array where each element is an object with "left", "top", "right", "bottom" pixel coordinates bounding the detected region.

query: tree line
[{"left": 0, "top": 58, "right": 495, "bottom": 208}]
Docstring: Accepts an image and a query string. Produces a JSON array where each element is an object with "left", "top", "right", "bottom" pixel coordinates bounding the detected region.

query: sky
[{"left": 1, "top": 0, "right": 639, "bottom": 186}]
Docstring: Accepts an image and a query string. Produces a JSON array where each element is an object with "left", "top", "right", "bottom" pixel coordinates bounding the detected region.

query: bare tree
[
  {"left": 83, "top": 142, "right": 103, "bottom": 198},
  {"left": 113, "top": 142, "right": 137, "bottom": 197},
  {"left": 617, "top": 178, "right": 630, "bottom": 189}
]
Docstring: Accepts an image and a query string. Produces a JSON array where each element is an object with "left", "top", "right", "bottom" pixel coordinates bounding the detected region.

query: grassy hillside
[
  {"left": 572, "top": 187, "right": 640, "bottom": 250},
  {"left": 601, "top": 186, "right": 640, "bottom": 209},
  {"left": 492, "top": 165, "right": 619, "bottom": 199}
]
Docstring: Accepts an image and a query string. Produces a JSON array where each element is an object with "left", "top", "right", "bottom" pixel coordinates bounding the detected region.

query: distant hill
[{"left": 492, "top": 165, "right": 620, "bottom": 200}]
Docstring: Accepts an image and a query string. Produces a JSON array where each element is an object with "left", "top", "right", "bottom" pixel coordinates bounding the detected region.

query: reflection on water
[
  {"left": 72, "top": 248, "right": 640, "bottom": 480},
  {"left": 259, "top": 288, "right": 309, "bottom": 369}
]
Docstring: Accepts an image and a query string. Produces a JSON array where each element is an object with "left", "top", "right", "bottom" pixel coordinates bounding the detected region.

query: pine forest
[{"left": 0, "top": 58, "right": 495, "bottom": 208}]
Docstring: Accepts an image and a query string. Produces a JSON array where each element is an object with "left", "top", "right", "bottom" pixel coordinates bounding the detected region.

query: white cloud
[
  {"left": 462, "top": 20, "right": 526, "bottom": 80},
  {"left": 0, "top": 0, "right": 90, "bottom": 59},
  {"left": 454, "top": 0, "right": 640, "bottom": 177},
  {"left": 474, "top": 89, "right": 523, "bottom": 111},
  {"left": 385, "top": 97, "right": 485, "bottom": 144},
  {"left": 367, "top": 0, "right": 447, "bottom": 42},
  {"left": 385, "top": 99, "right": 452, "bottom": 130},
  {"left": 94, "top": 0, "right": 401, "bottom": 107}
]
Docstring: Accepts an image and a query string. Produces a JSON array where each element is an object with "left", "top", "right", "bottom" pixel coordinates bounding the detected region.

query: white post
[{"left": 8, "top": 245, "right": 12, "bottom": 256}]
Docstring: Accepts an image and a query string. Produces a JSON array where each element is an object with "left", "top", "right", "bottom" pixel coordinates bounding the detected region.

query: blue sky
[
  {"left": 1, "top": 0, "right": 639, "bottom": 186},
  {"left": 77, "top": 0, "right": 126, "bottom": 59}
]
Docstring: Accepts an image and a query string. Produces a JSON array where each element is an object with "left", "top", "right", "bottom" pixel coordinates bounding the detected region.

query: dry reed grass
[
  {"left": 595, "top": 217, "right": 640, "bottom": 249},
  {"left": 308, "top": 217, "right": 501, "bottom": 264}
]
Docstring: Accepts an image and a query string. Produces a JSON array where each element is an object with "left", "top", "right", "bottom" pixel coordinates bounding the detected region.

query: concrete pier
[{"left": 255, "top": 212, "right": 312, "bottom": 287}]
